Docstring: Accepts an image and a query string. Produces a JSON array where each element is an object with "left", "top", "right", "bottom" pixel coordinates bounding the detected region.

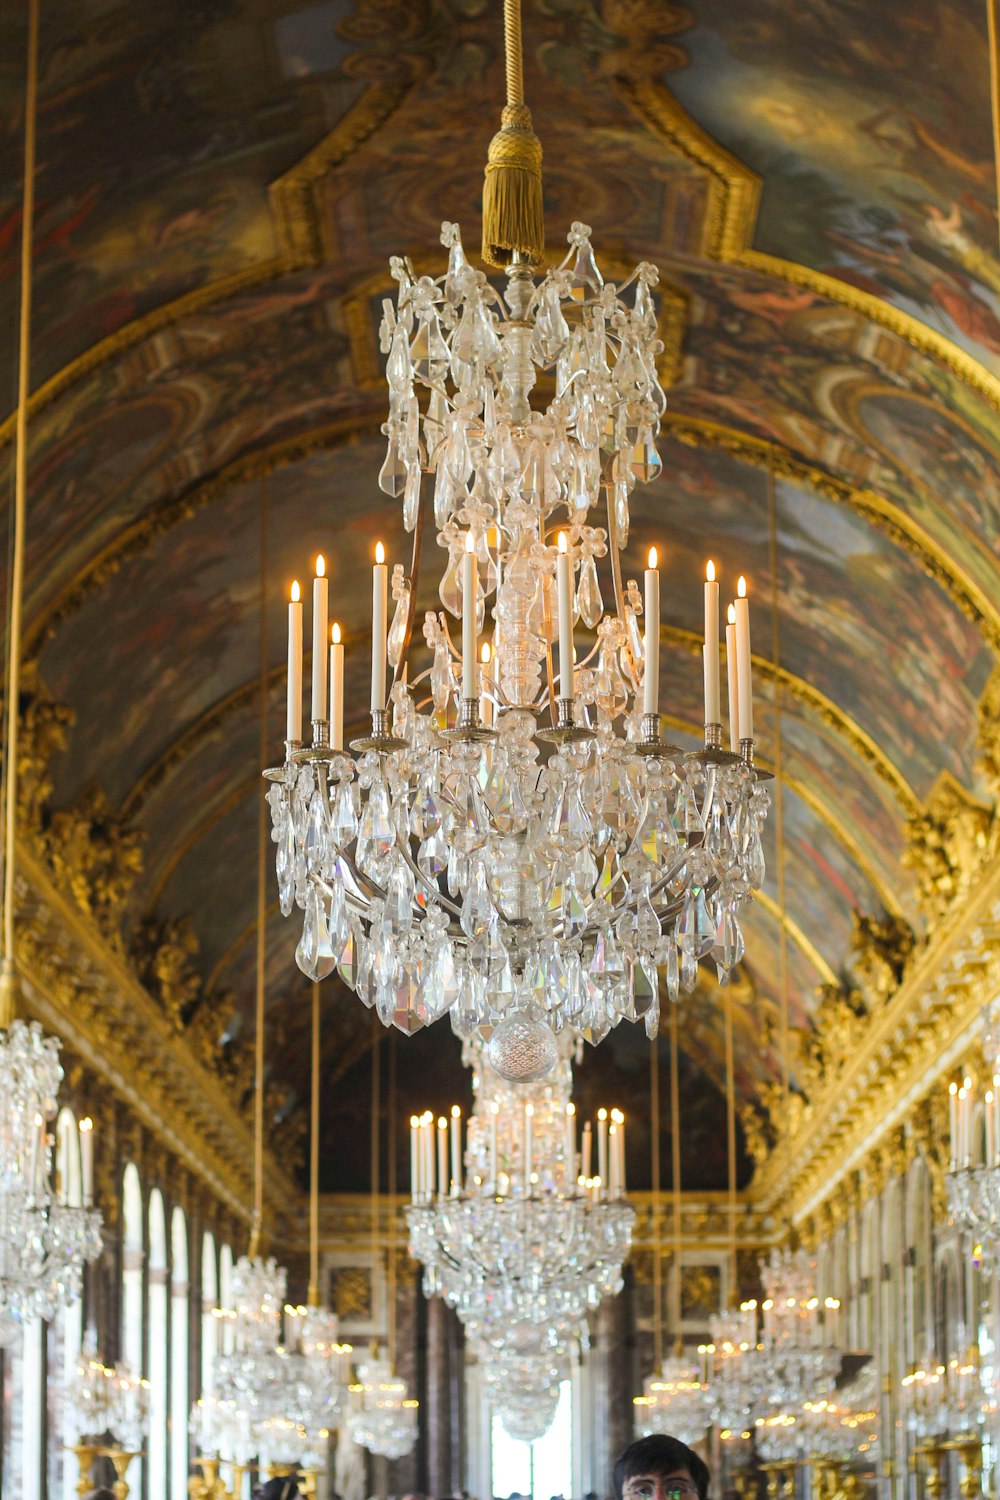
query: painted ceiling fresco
[{"left": 2, "top": 0, "right": 998, "bottom": 1190}]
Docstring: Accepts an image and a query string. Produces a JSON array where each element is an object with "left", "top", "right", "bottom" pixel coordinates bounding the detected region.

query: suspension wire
[
  {"left": 724, "top": 985, "right": 738, "bottom": 1302},
  {"left": 369, "top": 1016, "right": 382, "bottom": 1355},
  {"left": 0, "top": 0, "right": 40, "bottom": 1024},
  {"left": 387, "top": 1029, "right": 398, "bottom": 1370},
  {"left": 308, "top": 983, "right": 321, "bottom": 1305},
  {"left": 651, "top": 1036, "right": 663, "bottom": 1369},
  {"left": 669, "top": 1002, "right": 683, "bottom": 1350},
  {"left": 248, "top": 475, "right": 269, "bottom": 1259},
  {"left": 988, "top": 0, "right": 1000, "bottom": 256},
  {"left": 767, "top": 447, "right": 791, "bottom": 1222}
]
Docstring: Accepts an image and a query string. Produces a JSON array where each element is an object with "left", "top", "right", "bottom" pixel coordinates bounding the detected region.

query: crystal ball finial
[{"left": 486, "top": 1014, "right": 558, "bottom": 1082}]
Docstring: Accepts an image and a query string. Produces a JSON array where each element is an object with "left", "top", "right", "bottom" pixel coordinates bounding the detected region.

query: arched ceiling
[{"left": 2, "top": 0, "right": 998, "bottom": 1192}]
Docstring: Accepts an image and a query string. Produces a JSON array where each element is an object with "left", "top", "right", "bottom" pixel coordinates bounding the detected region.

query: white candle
[
  {"left": 312, "top": 556, "right": 329, "bottom": 725},
  {"left": 959, "top": 1085, "right": 969, "bottom": 1166},
  {"left": 726, "top": 605, "right": 739, "bottom": 754},
  {"left": 437, "top": 1117, "right": 448, "bottom": 1200},
  {"left": 80, "top": 1116, "right": 94, "bottom": 1206},
  {"left": 609, "top": 1124, "right": 618, "bottom": 1195},
  {"left": 287, "top": 581, "right": 303, "bottom": 742},
  {"left": 993, "top": 1077, "right": 1000, "bottom": 1167},
  {"left": 556, "top": 532, "right": 574, "bottom": 700},
  {"left": 34, "top": 1116, "right": 47, "bottom": 1197},
  {"left": 949, "top": 1082, "right": 958, "bottom": 1172},
  {"left": 480, "top": 642, "right": 494, "bottom": 726},
  {"left": 490, "top": 1102, "right": 499, "bottom": 1193},
  {"left": 421, "top": 1114, "right": 433, "bottom": 1200},
  {"left": 704, "top": 560, "right": 720, "bottom": 725},
  {"left": 450, "top": 1106, "right": 461, "bottom": 1196},
  {"left": 565, "top": 1103, "right": 576, "bottom": 1180},
  {"left": 582, "top": 1122, "right": 592, "bottom": 1181},
  {"left": 329, "top": 623, "right": 344, "bottom": 752},
  {"left": 524, "top": 1103, "right": 534, "bottom": 1193},
  {"left": 734, "top": 575, "right": 753, "bottom": 743},
  {"left": 371, "top": 542, "right": 388, "bottom": 713},
  {"left": 643, "top": 548, "right": 660, "bottom": 715},
  {"left": 462, "top": 531, "right": 478, "bottom": 701},
  {"left": 410, "top": 1115, "right": 419, "bottom": 1202},
  {"left": 987, "top": 1092, "right": 996, "bottom": 1169},
  {"left": 598, "top": 1107, "right": 609, "bottom": 1190},
  {"left": 612, "top": 1108, "right": 626, "bottom": 1196}
]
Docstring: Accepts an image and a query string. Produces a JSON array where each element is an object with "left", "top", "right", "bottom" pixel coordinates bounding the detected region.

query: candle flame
[
  {"left": 727, "top": 602, "right": 736, "bottom": 624},
  {"left": 481, "top": 641, "right": 491, "bottom": 663},
  {"left": 465, "top": 529, "right": 476, "bottom": 553},
  {"left": 437, "top": 1116, "right": 447, "bottom": 1130},
  {"left": 648, "top": 546, "right": 658, "bottom": 570},
  {"left": 291, "top": 580, "right": 301, "bottom": 602},
  {"left": 451, "top": 1104, "right": 461, "bottom": 1118},
  {"left": 950, "top": 1081, "right": 958, "bottom": 1095},
  {"left": 375, "top": 541, "right": 385, "bottom": 564},
  {"left": 79, "top": 1117, "right": 93, "bottom": 1133},
  {"left": 737, "top": 575, "right": 747, "bottom": 598},
  {"left": 706, "top": 558, "right": 715, "bottom": 582},
  {"left": 331, "top": 622, "right": 341, "bottom": 644},
  {"left": 611, "top": 1108, "right": 624, "bottom": 1123},
  {"left": 525, "top": 1103, "right": 534, "bottom": 1117},
  {"left": 598, "top": 1107, "right": 608, "bottom": 1120},
  {"left": 558, "top": 530, "right": 568, "bottom": 553},
  {"left": 410, "top": 1115, "right": 419, "bottom": 1127},
  {"left": 567, "top": 1102, "right": 575, "bottom": 1116},
  {"left": 316, "top": 554, "right": 326, "bottom": 578}
]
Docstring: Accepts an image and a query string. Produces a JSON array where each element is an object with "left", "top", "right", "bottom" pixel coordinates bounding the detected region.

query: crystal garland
[
  {"left": 406, "top": 1034, "right": 633, "bottom": 1439},
  {"left": 0, "top": 1021, "right": 102, "bottom": 1344},
  {"left": 266, "top": 220, "right": 769, "bottom": 1074},
  {"left": 347, "top": 1354, "right": 419, "bottom": 1460},
  {"left": 945, "top": 1003, "right": 1000, "bottom": 1254}
]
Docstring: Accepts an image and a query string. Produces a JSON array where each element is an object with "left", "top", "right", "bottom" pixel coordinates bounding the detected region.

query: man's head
[{"left": 613, "top": 1436, "right": 709, "bottom": 1500}]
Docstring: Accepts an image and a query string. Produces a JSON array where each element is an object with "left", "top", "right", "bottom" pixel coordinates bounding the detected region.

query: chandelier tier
[
  {"left": 347, "top": 1354, "right": 420, "bottom": 1460},
  {"left": 633, "top": 1354, "right": 711, "bottom": 1446},
  {"left": 945, "top": 1002, "right": 1000, "bottom": 1253},
  {"left": 265, "top": 1, "right": 769, "bottom": 1076},
  {"left": 406, "top": 1034, "right": 633, "bottom": 1439}
]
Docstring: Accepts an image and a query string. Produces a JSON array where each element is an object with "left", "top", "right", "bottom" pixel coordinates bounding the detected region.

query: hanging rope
[
  {"left": 248, "top": 475, "right": 269, "bottom": 1260},
  {"left": 651, "top": 1037, "right": 663, "bottom": 1370},
  {"left": 669, "top": 1003, "right": 683, "bottom": 1351},
  {"left": 724, "top": 986, "right": 738, "bottom": 1303},
  {"left": 0, "top": 0, "right": 40, "bottom": 1028},
  {"left": 767, "top": 448, "right": 792, "bottom": 1220},
  {"left": 308, "top": 984, "right": 321, "bottom": 1306},
  {"left": 481, "top": 0, "right": 544, "bottom": 268},
  {"left": 369, "top": 1017, "right": 383, "bottom": 1358}
]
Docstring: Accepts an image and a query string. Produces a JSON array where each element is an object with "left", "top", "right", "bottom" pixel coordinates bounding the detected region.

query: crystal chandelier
[
  {"left": 705, "top": 1303, "right": 761, "bottom": 1434},
  {"left": 634, "top": 1354, "right": 711, "bottom": 1446},
  {"left": 68, "top": 1343, "right": 151, "bottom": 1448},
  {"left": 406, "top": 1033, "right": 633, "bottom": 1439},
  {"left": 0, "top": 1022, "right": 103, "bottom": 1343},
  {"left": 264, "top": 0, "right": 769, "bottom": 1078},
  {"left": 945, "top": 1002, "right": 1000, "bottom": 1253},
  {"left": 347, "top": 1354, "right": 420, "bottom": 1460}
]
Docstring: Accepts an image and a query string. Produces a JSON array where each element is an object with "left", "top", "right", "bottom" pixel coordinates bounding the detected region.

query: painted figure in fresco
[{"left": 614, "top": 1436, "right": 710, "bottom": 1500}]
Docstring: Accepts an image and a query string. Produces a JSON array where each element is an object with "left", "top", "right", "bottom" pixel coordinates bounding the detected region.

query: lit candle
[
  {"left": 734, "top": 576, "right": 753, "bottom": 743},
  {"left": 480, "top": 641, "right": 494, "bottom": 727},
  {"left": 524, "top": 1103, "right": 534, "bottom": 1193},
  {"left": 643, "top": 547, "right": 660, "bottom": 715},
  {"left": 582, "top": 1122, "right": 592, "bottom": 1181},
  {"left": 490, "top": 1101, "right": 499, "bottom": 1193},
  {"left": 986, "top": 1092, "right": 995, "bottom": 1169},
  {"left": 371, "top": 542, "right": 388, "bottom": 713},
  {"left": 612, "top": 1107, "right": 626, "bottom": 1196},
  {"left": 726, "top": 603, "right": 739, "bottom": 754},
  {"left": 598, "top": 1107, "right": 609, "bottom": 1188},
  {"left": 312, "top": 555, "right": 329, "bottom": 726},
  {"left": 565, "top": 1103, "right": 576, "bottom": 1180},
  {"left": 450, "top": 1105, "right": 461, "bottom": 1196},
  {"left": 437, "top": 1117, "right": 448, "bottom": 1201},
  {"left": 329, "top": 623, "right": 344, "bottom": 752},
  {"left": 410, "top": 1115, "right": 419, "bottom": 1202},
  {"left": 993, "top": 1076, "right": 1000, "bottom": 1167},
  {"left": 34, "top": 1115, "right": 47, "bottom": 1197},
  {"left": 287, "top": 581, "right": 303, "bottom": 742},
  {"left": 958, "top": 1085, "right": 969, "bottom": 1167},
  {"left": 949, "top": 1082, "right": 958, "bottom": 1172},
  {"left": 80, "top": 1116, "right": 94, "bottom": 1206},
  {"left": 704, "top": 560, "right": 720, "bottom": 726},
  {"left": 422, "top": 1112, "right": 433, "bottom": 1200},
  {"left": 462, "top": 531, "right": 478, "bottom": 701},
  {"left": 609, "top": 1123, "right": 618, "bottom": 1195},
  {"left": 557, "top": 532, "right": 574, "bottom": 701}
]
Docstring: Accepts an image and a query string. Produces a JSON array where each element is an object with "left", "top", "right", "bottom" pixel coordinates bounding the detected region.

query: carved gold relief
[{"left": 904, "top": 772, "right": 995, "bottom": 924}]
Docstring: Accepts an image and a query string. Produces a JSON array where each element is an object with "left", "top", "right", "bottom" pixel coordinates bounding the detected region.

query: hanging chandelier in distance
[
  {"left": 347, "top": 1352, "right": 420, "bottom": 1460},
  {"left": 406, "top": 1033, "right": 633, "bottom": 1440},
  {"left": 945, "top": 1001, "right": 1000, "bottom": 1254},
  {"left": 264, "top": 4, "right": 770, "bottom": 1079}
]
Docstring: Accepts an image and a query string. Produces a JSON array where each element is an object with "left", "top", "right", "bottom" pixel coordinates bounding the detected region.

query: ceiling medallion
[{"left": 264, "top": 0, "right": 770, "bottom": 1076}]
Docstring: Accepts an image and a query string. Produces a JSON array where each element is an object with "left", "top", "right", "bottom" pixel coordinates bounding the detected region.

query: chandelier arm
[{"left": 394, "top": 839, "right": 465, "bottom": 921}]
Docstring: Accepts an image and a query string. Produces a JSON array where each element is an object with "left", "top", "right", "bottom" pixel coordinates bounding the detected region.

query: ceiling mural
[{"left": 1, "top": 0, "right": 998, "bottom": 1190}]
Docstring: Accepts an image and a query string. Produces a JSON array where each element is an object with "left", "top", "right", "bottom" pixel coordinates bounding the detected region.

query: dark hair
[{"left": 613, "top": 1436, "right": 710, "bottom": 1500}]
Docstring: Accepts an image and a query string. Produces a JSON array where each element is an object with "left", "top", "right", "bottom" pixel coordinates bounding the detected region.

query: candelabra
[
  {"left": 347, "top": 1353, "right": 419, "bottom": 1460},
  {"left": 406, "top": 1034, "right": 633, "bottom": 1438},
  {"left": 68, "top": 1345, "right": 150, "bottom": 1500}
]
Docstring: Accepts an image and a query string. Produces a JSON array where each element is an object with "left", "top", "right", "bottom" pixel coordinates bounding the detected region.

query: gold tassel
[{"left": 481, "top": 101, "right": 544, "bottom": 269}]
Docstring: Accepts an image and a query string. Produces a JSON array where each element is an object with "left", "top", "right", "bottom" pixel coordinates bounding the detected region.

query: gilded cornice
[
  {"left": 13, "top": 841, "right": 293, "bottom": 1228},
  {"left": 750, "top": 853, "right": 1000, "bottom": 1223}
]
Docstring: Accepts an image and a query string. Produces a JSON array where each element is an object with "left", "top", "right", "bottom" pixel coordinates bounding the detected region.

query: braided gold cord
[{"left": 503, "top": 0, "right": 524, "bottom": 106}]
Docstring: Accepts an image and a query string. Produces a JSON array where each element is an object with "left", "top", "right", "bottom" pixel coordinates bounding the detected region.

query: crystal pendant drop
[
  {"left": 461, "top": 860, "right": 495, "bottom": 939},
  {"left": 676, "top": 887, "right": 715, "bottom": 959},
  {"left": 387, "top": 586, "right": 410, "bottom": 668},
  {"left": 575, "top": 552, "right": 603, "bottom": 628}
]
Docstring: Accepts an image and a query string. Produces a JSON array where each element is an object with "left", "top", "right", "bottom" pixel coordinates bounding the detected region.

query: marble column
[{"left": 427, "top": 1295, "right": 452, "bottom": 1497}]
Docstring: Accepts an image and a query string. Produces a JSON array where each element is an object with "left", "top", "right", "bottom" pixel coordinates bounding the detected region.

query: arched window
[
  {"left": 171, "top": 1207, "right": 190, "bottom": 1493},
  {"left": 51, "top": 1109, "right": 85, "bottom": 1500},
  {"left": 122, "top": 1164, "right": 145, "bottom": 1499},
  {"left": 201, "top": 1231, "right": 218, "bottom": 1395},
  {"left": 147, "top": 1188, "right": 168, "bottom": 1500}
]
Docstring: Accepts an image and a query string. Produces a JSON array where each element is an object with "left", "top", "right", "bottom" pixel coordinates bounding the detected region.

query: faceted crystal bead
[
  {"left": 382, "top": 859, "right": 415, "bottom": 939},
  {"left": 547, "top": 781, "right": 592, "bottom": 853},
  {"left": 359, "top": 781, "right": 396, "bottom": 861},
  {"left": 331, "top": 782, "right": 359, "bottom": 847},
  {"left": 424, "top": 941, "right": 460, "bottom": 1020},
  {"left": 676, "top": 887, "right": 715, "bottom": 959},
  {"left": 713, "top": 907, "right": 745, "bottom": 970},
  {"left": 304, "top": 789, "right": 329, "bottom": 875},
  {"left": 412, "top": 772, "right": 443, "bottom": 838},
  {"left": 296, "top": 888, "right": 336, "bottom": 982},
  {"left": 460, "top": 861, "right": 495, "bottom": 939},
  {"left": 338, "top": 925, "right": 360, "bottom": 989},
  {"left": 575, "top": 553, "right": 603, "bottom": 629}
]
